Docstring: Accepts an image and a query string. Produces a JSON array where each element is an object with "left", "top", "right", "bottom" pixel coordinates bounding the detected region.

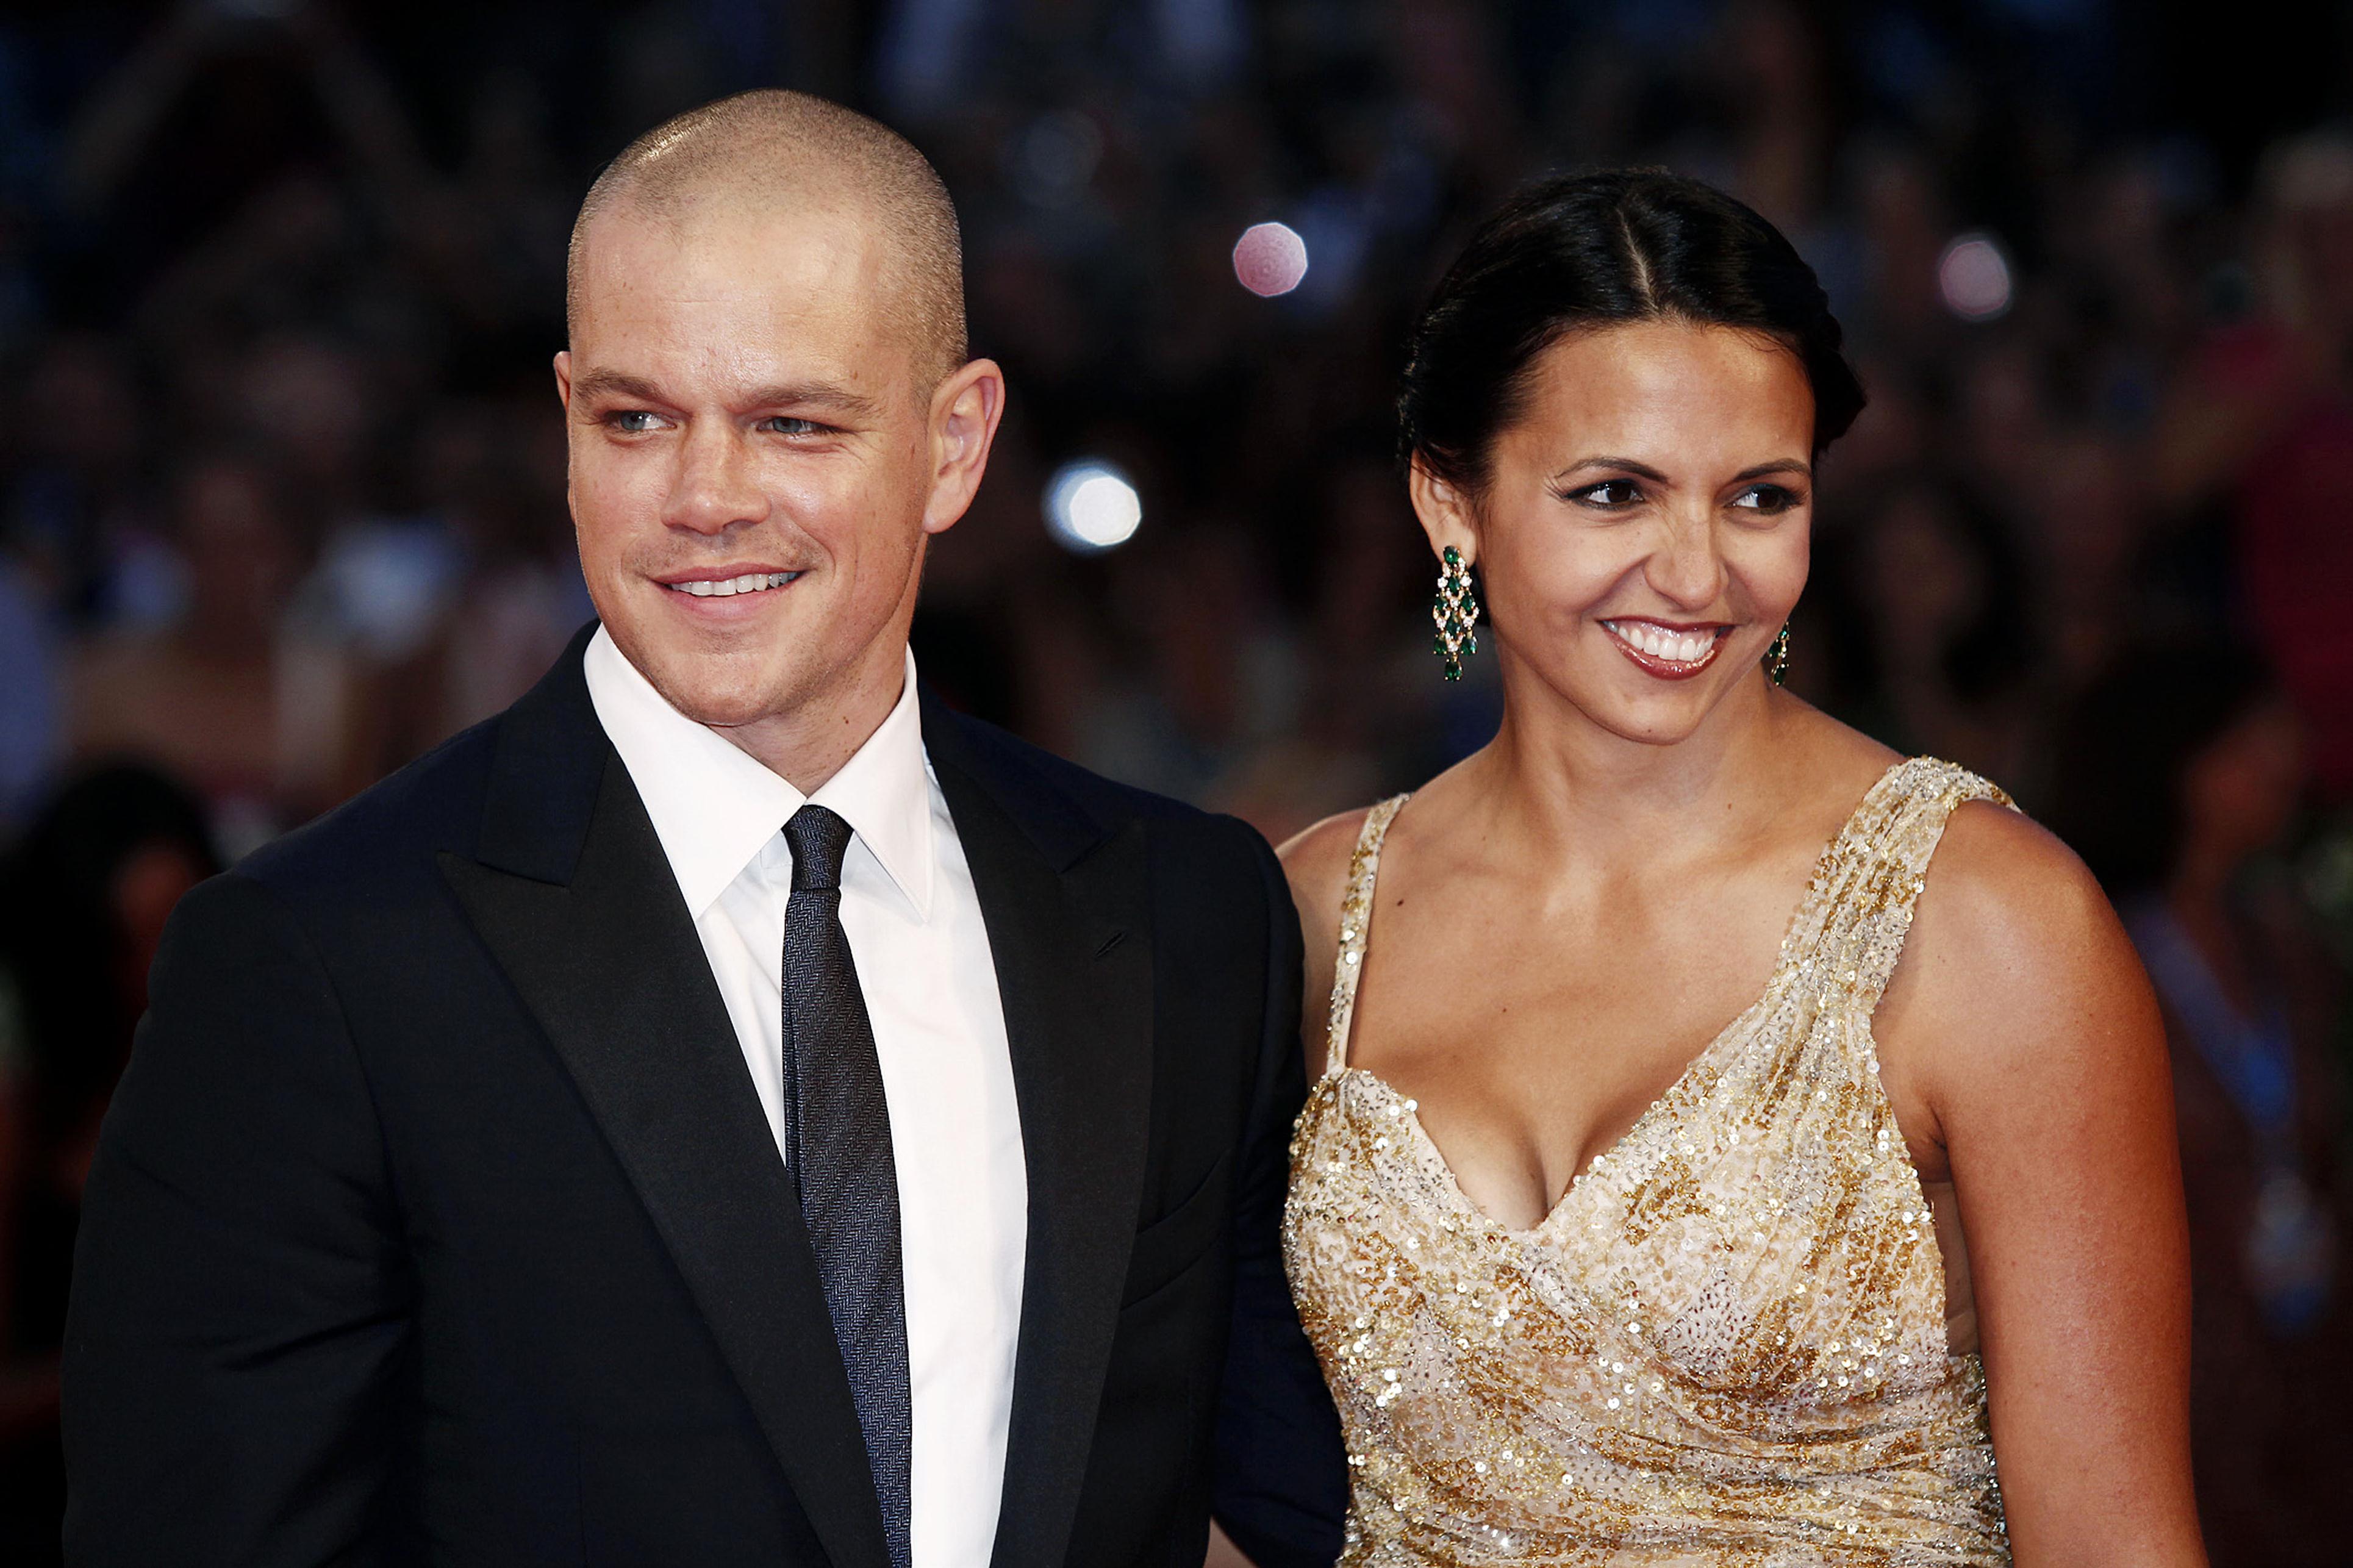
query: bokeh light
[
  {"left": 1043, "top": 459, "right": 1144, "bottom": 553},
  {"left": 1232, "top": 221, "right": 1309, "bottom": 297},
  {"left": 1937, "top": 232, "right": 2014, "bottom": 322}
]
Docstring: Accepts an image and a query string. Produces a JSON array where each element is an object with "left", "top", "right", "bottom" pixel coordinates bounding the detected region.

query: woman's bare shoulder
[
  {"left": 1883, "top": 795, "right": 2160, "bottom": 1116},
  {"left": 1278, "top": 806, "right": 1379, "bottom": 1079},
  {"left": 1277, "top": 806, "right": 1373, "bottom": 921},
  {"left": 1920, "top": 798, "right": 2119, "bottom": 970}
]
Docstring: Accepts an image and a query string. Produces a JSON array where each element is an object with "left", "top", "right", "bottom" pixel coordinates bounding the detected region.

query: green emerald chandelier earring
[
  {"left": 1764, "top": 621, "right": 1791, "bottom": 686},
  {"left": 1433, "top": 546, "right": 1480, "bottom": 682}
]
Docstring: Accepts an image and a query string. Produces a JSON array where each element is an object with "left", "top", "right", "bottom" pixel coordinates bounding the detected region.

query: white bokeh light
[
  {"left": 1937, "top": 232, "right": 2013, "bottom": 322},
  {"left": 1232, "top": 221, "right": 1309, "bottom": 297},
  {"left": 1044, "top": 459, "right": 1143, "bottom": 553}
]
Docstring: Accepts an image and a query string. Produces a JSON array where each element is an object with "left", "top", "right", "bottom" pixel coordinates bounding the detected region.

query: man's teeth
[
  {"left": 1606, "top": 621, "right": 1719, "bottom": 663},
  {"left": 670, "top": 572, "right": 797, "bottom": 597}
]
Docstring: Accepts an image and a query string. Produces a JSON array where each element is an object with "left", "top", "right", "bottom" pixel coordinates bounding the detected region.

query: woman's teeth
[
  {"left": 669, "top": 571, "right": 798, "bottom": 598},
  {"left": 1605, "top": 621, "right": 1720, "bottom": 664}
]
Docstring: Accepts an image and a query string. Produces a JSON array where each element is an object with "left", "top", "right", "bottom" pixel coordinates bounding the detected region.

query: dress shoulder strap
[
  {"left": 1325, "top": 794, "right": 1411, "bottom": 1075},
  {"left": 1802, "top": 756, "right": 2016, "bottom": 1014}
]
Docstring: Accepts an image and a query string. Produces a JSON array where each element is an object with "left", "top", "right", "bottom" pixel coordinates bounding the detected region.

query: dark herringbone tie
[{"left": 781, "top": 804, "right": 911, "bottom": 1568}]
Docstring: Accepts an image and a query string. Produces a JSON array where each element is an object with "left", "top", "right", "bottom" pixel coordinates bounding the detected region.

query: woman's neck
[{"left": 1468, "top": 661, "right": 1800, "bottom": 874}]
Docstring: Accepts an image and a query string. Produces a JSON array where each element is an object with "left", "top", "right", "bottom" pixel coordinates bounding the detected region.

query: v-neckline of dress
[{"left": 1327, "top": 757, "right": 1911, "bottom": 1242}]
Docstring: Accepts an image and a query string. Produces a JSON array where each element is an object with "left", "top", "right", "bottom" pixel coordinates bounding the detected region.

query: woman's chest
[
  {"left": 1285, "top": 1067, "right": 1957, "bottom": 1414},
  {"left": 1344, "top": 941, "right": 1791, "bottom": 1225}
]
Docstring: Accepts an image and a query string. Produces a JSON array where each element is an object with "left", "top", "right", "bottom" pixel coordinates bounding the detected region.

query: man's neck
[{"left": 707, "top": 641, "right": 912, "bottom": 797}]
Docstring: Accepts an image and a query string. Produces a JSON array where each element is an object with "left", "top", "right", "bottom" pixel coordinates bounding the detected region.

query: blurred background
[{"left": 1, "top": 0, "right": 2350, "bottom": 1559}]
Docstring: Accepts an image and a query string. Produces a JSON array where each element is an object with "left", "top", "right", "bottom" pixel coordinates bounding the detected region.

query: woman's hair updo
[{"left": 1399, "top": 168, "right": 1866, "bottom": 493}]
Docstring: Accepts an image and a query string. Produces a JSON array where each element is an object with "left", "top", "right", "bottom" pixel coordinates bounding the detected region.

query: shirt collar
[{"left": 582, "top": 626, "right": 935, "bottom": 921}]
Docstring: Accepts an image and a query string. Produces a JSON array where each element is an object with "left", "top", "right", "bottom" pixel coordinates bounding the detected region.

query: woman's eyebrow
[
  {"left": 1550, "top": 456, "right": 1816, "bottom": 485},
  {"left": 1553, "top": 455, "right": 1671, "bottom": 483},
  {"left": 1731, "top": 457, "right": 1813, "bottom": 482}
]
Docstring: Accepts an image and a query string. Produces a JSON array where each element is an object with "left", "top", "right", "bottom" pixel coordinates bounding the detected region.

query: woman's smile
[{"left": 1599, "top": 616, "right": 1732, "bottom": 679}]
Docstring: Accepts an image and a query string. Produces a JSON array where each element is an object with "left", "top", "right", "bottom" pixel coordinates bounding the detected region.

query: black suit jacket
[{"left": 62, "top": 631, "right": 1345, "bottom": 1568}]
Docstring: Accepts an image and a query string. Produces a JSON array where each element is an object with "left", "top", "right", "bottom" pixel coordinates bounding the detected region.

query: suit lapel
[
  {"left": 441, "top": 640, "right": 891, "bottom": 1568},
  {"left": 922, "top": 701, "right": 1156, "bottom": 1568}
]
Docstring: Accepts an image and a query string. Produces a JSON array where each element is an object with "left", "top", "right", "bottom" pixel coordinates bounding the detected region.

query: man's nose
[{"left": 663, "top": 421, "right": 770, "bottom": 535}]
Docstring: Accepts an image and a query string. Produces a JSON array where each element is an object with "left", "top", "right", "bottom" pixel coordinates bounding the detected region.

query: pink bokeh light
[{"left": 1232, "top": 222, "right": 1309, "bottom": 298}]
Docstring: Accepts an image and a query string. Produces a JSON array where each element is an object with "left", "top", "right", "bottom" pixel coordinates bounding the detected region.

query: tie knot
[{"left": 783, "top": 804, "right": 855, "bottom": 892}]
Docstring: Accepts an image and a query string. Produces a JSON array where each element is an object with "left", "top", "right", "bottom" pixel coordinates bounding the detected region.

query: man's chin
[
  {"left": 631, "top": 647, "right": 808, "bottom": 732},
  {"left": 651, "top": 677, "right": 803, "bottom": 732}
]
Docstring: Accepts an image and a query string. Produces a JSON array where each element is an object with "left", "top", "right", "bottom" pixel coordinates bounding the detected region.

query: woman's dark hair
[
  {"left": 1399, "top": 168, "right": 1866, "bottom": 491},
  {"left": 2047, "top": 637, "right": 2277, "bottom": 897}
]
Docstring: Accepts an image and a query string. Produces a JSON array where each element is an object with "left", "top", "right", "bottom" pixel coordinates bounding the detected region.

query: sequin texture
[{"left": 1284, "top": 759, "right": 2015, "bottom": 1565}]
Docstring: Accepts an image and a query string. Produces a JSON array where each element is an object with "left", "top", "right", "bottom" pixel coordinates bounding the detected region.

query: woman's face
[{"left": 1414, "top": 319, "right": 1816, "bottom": 746}]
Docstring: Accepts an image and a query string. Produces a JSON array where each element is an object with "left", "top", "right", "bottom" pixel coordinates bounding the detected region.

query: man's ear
[
  {"left": 922, "top": 357, "right": 1006, "bottom": 537},
  {"left": 1408, "top": 454, "right": 1480, "bottom": 568},
  {"left": 553, "top": 350, "right": 574, "bottom": 410}
]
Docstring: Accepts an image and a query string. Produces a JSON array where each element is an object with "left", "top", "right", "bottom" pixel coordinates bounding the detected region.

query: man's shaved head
[
  {"left": 567, "top": 89, "right": 965, "bottom": 384},
  {"left": 555, "top": 89, "right": 1005, "bottom": 788}
]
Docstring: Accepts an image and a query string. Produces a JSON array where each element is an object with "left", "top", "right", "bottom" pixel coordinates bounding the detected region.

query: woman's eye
[
  {"left": 1731, "top": 483, "right": 1802, "bottom": 514},
  {"left": 1566, "top": 478, "right": 1644, "bottom": 508}
]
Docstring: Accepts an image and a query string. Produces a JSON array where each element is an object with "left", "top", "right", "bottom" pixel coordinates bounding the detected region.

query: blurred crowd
[{"left": 1, "top": 0, "right": 2350, "bottom": 1560}]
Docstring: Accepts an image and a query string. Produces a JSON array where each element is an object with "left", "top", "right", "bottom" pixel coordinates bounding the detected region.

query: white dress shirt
[{"left": 584, "top": 627, "right": 1026, "bottom": 1568}]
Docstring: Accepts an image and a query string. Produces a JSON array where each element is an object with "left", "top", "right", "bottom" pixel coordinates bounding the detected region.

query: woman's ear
[{"left": 1408, "top": 454, "right": 1480, "bottom": 567}]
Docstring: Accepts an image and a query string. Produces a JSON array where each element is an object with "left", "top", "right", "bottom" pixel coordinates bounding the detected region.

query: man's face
[{"left": 558, "top": 198, "right": 967, "bottom": 737}]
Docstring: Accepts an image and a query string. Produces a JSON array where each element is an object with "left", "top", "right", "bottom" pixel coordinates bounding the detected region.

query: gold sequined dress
[{"left": 1283, "top": 758, "right": 2015, "bottom": 1565}]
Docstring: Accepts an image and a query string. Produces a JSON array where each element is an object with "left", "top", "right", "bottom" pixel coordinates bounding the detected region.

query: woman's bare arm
[{"left": 1883, "top": 804, "right": 2202, "bottom": 1564}]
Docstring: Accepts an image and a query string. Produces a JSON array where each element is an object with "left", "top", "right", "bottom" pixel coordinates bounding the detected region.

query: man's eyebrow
[
  {"left": 567, "top": 371, "right": 883, "bottom": 422},
  {"left": 740, "top": 382, "right": 883, "bottom": 420},
  {"left": 568, "top": 369, "right": 670, "bottom": 406}
]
